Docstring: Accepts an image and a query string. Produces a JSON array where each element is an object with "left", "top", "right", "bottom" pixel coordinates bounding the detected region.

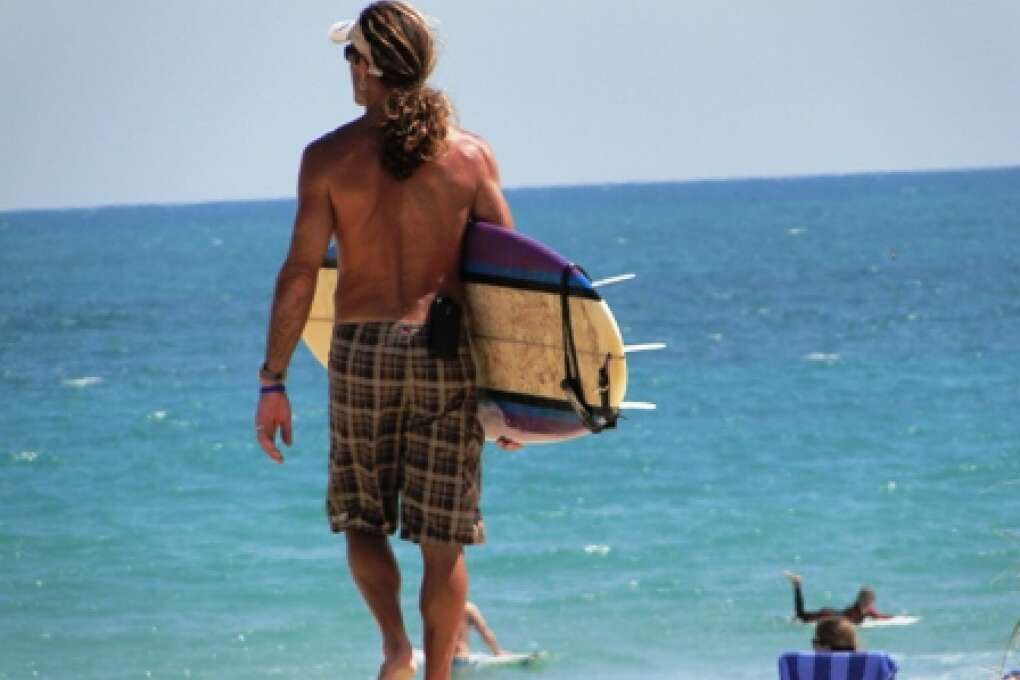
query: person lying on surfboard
[
  {"left": 455, "top": 601, "right": 509, "bottom": 661},
  {"left": 785, "top": 571, "right": 893, "bottom": 625}
]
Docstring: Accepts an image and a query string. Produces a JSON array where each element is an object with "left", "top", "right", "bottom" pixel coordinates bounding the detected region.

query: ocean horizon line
[{"left": 2, "top": 162, "right": 1017, "bottom": 217}]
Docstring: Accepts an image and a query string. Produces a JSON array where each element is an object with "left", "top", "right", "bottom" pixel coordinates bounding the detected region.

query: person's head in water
[
  {"left": 854, "top": 586, "right": 876, "bottom": 610},
  {"left": 330, "top": 1, "right": 452, "bottom": 180},
  {"left": 812, "top": 617, "right": 858, "bottom": 652}
]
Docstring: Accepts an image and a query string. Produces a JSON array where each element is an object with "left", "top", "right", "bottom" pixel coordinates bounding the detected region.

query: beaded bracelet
[{"left": 259, "top": 384, "right": 286, "bottom": 395}]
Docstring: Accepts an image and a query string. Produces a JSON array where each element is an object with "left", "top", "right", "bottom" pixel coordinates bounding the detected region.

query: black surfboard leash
[{"left": 558, "top": 264, "right": 618, "bottom": 434}]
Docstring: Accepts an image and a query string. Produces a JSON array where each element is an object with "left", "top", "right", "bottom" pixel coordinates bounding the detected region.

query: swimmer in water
[
  {"left": 454, "top": 601, "right": 508, "bottom": 661},
  {"left": 785, "top": 571, "right": 893, "bottom": 625}
]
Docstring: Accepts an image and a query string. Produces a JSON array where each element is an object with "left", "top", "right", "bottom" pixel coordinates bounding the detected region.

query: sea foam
[{"left": 62, "top": 376, "right": 103, "bottom": 388}]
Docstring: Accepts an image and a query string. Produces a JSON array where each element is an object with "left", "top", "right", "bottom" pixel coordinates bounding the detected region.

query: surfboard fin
[
  {"left": 592, "top": 273, "right": 636, "bottom": 287},
  {"left": 623, "top": 342, "right": 666, "bottom": 353},
  {"left": 620, "top": 401, "right": 656, "bottom": 410}
]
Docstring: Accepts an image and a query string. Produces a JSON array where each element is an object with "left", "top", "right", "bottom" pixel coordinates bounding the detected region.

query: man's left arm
[{"left": 255, "top": 143, "right": 335, "bottom": 463}]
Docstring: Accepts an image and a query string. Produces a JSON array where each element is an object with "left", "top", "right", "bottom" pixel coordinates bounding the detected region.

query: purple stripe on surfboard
[
  {"left": 463, "top": 222, "right": 595, "bottom": 293},
  {"left": 482, "top": 396, "right": 587, "bottom": 438}
]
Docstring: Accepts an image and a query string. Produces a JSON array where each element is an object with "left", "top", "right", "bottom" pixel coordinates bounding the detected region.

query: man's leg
[
  {"left": 419, "top": 542, "right": 468, "bottom": 680},
  {"left": 346, "top": 529, "right": 415, "bottom": 680}
]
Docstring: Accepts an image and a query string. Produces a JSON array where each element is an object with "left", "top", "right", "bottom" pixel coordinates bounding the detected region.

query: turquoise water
[{"left": 2, "top": 168, "right": 1018, "bottom": 679}]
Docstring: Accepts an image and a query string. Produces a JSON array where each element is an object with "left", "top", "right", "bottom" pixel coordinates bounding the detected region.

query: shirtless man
[{"left": 254, "top": 3, "right": 517, "bottom": 679}]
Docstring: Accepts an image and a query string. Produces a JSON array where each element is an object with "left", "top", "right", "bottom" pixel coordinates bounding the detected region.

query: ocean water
[{"left": 2, "top": 167, "right": 1018, "bottom": 680}]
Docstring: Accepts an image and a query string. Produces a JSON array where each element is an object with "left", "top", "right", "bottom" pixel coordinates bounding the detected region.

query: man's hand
[
  {"left": 495, "top": 436, "right": 522, "bottom": 452},
  {"left": 255, "top": 391, "right": 293, "bottom": 463}
]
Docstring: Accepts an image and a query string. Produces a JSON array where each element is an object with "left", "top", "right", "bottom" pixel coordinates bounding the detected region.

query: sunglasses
[
  {"left": 342, "top": 42, "right": 384, "bottom": 77},
  {"left": 344, "top": 44, "right": 366, "bottom": 65}
]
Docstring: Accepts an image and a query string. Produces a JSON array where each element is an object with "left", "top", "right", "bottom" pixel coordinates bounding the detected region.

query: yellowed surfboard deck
[
  {"left": 302, "top": 264, "right": 337, "bottom": 368},
  {"left": 301, "top": 223, "right": 628, "bottom": 443},
  {"left": 469, "top": 283, "right": 626, "bottom": 407}
]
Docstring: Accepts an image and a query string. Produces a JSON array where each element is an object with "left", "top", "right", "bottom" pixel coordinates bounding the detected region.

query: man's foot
[
  {"left": 783, "top": 570, "right": 802, "bottom": 585},
  {"left": 377, "top": 640, "right": 416, "bottom": 680},
  {"left": 377, "top": 657, "right": 416, "bottom": 680}
]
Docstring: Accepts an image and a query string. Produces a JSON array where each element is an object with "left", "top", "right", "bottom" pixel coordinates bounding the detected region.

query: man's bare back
[{"left": 299, "top": 118, "right": 513, "bottom": 325}]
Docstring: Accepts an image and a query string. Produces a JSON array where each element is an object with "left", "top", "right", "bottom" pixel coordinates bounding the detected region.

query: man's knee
[
  {"left": 346, "top": 530, "right": 398, "bottom": 579},
  {"left": 420, "top": 542, "right": 463, "bottom": 573},
  {"left": 346, "top": 528, "right": 390, "bottom": 553}
]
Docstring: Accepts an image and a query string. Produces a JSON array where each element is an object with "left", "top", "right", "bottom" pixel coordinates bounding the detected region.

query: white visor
[{"left": 328, "top": 20, "right": 384, "bottom": 77}]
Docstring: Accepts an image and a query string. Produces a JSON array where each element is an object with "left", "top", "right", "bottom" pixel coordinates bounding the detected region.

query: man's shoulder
[
  {"left": 446, "top": 126, "right": 491, "bottom": 155},
  {"left": 301, "top": 120, "right": 372, "bottom": 170},
  {"left": 311, "top": 117, "right": 375, "bottom": 151},
  {"left": 445, "top": 127, "right": 498, "bottom": 172}
]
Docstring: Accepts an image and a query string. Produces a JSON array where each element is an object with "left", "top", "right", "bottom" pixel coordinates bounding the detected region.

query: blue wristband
[{"left": 260, "top": 384, "right": 286, "bottom": 395}]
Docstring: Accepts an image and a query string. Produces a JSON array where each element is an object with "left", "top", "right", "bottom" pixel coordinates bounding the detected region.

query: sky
[{"left": 1, "top": 0, "right": 1019, "bottom": 211}]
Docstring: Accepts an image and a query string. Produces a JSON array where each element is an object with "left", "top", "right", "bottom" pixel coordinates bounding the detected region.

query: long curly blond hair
[{"left": 358, "top": 1, "right": 452, "bottom": 179}]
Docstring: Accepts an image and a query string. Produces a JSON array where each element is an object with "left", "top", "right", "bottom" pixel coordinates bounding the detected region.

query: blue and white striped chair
[{"left": 778, "top": 651, "right": 897, "bottom": 680}]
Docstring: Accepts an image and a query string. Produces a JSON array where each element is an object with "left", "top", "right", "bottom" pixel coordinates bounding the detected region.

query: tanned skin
[
  {"left": 255, "top": 45, "right": 518, "bottom": 680},
  {"left": 454, "top": 601, "right": 507, "bottom": 659}
]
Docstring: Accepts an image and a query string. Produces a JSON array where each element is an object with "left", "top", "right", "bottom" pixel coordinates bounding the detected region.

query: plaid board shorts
[{"left": 325, "top": 321, "right": 486, "bottom": 545}]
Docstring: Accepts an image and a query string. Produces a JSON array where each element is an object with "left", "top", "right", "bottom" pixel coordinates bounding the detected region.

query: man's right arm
[
  {"left": 467, "top": 137, "right": 524, "bottom": 452},
  {"left": 470, "top": 138, "right": 514, "bottom": 228}
]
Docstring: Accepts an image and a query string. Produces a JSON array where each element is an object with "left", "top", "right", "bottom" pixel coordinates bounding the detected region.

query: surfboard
[
  {"left": 300, "top": 246, "right": 340, "bottom": 369},
  {"left": 461, "top": 222, "right": 626, "bottom": 443},
  {"left": 300, "top": 222, "right": 630, "bottom": 444},
  {"left": 411, "top": 648, "right": 547, "bottom": 670},
  {"left": 786, "top": 615, "right": 920, "bottom": 628},
  {"left": 860, "top": 615, "right": 920, "bottom": 628}
]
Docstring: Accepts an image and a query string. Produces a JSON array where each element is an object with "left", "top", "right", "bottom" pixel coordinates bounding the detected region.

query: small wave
[
  {"left": 787, "top": 228, "right": 807, "bottom": 236},
  {"left": 583, "top": 544, "right": 611, "bottom": 556},
  {"left": 10, "top": 450, "right": 40, "bottom": 463},
  {"left": 148, "top": 410, "right": 168, "bottom": 421},
  {"left": 803, "top": 352, "right": 840, "bottom": 365},
  {"left": 63, "top": 376, "right": 102, "bottom": 388},
  {"left": 979, "top": 478, "right": 1020, "bottom": 495}
]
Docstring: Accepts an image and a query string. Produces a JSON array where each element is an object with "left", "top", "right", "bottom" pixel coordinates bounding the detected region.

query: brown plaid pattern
[{"left": 325, "top": 322, "right": 486, "bottom": 545}]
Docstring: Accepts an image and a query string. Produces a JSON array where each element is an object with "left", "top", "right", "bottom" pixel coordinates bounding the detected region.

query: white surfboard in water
[
  {"left": 860, "top": 615, "right": 920, "bottom": 628},
  {"left": 412, "top": 648, "right": 547, "bottom": 670},
  {"left": 787, "top": 615, "right": 920, "bottom": 628}
]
